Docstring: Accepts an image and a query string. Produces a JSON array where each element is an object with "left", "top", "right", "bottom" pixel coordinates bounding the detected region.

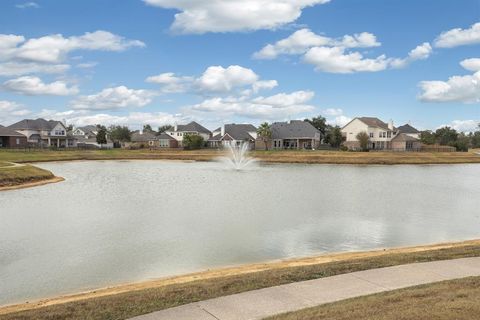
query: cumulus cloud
[
  {"left": 320, "top": 108, "right": 351, "bottom": 127},
  {"left": 460, "top": 58, "right": 480, "bottom": 72},
  {"left": 2, "top": 76, "right": 79, "bottom": 96},
  {"left": 254, "top": 28, "right": 429, "bottom": 73},
  {"left": 0, "top": 31, "right": 144, "bottom": 77},
  {"left": 146, "top": 65, "right": 277, "bottom": 94},
  {"left": 143, "top": 0, "right": 330, "bottom": 34},
  {"left": 418, "top": 65, "right": 480, "bottom": 104},
  {"left": 434, "top": 22, "right": 480, "bottom": 48},
  {"left": 443, "top": 119, "right": 479, "bottom": 132},
  {"left": 0, "top": 100, "right": 31, "bottom": 123},
  {"left": 185, "top": 90, "right": 316, "bottom": 120},
  {"left": 70, "top": 86, "right": 156, "bottom": 110}
]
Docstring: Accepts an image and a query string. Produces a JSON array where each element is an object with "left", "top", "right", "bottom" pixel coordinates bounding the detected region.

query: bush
[{"left": 183, "top": 134, "right": 204, "bottom": 150}]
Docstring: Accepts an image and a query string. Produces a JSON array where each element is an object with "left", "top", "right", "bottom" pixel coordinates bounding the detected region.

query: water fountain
[{"left": 222, "top": 141, "right": 256, "bottom": 170}]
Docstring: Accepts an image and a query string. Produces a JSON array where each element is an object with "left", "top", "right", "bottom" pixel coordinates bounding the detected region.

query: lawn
[
  {"left": 0, "top": 164, "right": 54, "bottom": 187},
  {"left": 267, "top": 276, "right": 480, "bottom": 320},
  {"left": 0, "top": 148, "right": 480, "bottom": 165},
  {"left": 1, "top": 240, "right": 479, "bottom": 320}
]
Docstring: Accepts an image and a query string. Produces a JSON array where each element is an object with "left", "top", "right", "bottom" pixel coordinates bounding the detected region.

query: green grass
[
  {"left": 266, "top": 276, "right": 480, "bottom": 320},
  {"left": 1, "top": 242, "right": 480, "bottom": 320},
  {"left": 0, "top": 164, "right": 54, "bottom": 187}
]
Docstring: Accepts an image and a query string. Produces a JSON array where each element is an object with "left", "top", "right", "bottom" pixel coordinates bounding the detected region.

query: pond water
[{"left": 1, "top": 160, "right": 480, "bottom": 305}]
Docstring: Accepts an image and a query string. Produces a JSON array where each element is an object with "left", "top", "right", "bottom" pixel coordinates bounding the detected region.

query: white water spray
[{"left": 222, "top": 141, "right": 256, "bottom": 170}]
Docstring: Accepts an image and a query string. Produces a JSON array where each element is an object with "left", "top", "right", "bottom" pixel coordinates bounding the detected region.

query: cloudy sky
[{"left": 0, "top": 0, "right": 479, "bottom": 131}]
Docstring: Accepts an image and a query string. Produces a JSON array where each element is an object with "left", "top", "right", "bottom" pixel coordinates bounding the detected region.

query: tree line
[{"left": 420, "top": 125, "right": 480, "bottom": 152}]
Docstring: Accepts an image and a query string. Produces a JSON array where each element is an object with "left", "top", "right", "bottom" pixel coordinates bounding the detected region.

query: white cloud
[
  {"left": 0, "top": 62, "right": 70, "bottom": 76},
  {"left": 146, "top": 65, "right": 277, "bottom": 94},
  {"left": 2, "top": 76, "right": 79, "bottom": 96},
  {"left": 0, "top": 100, "right": 31, "bottom": 123},
  {"left": 434, "top": 22, "right": 480, "bottom": 48},
  {"left": 441, "top": 120, "right": 479, "bottom": 132},
  {"left": 319, "top": 108, "right": 351, "bottom": 127},
  {"left": 16, "top": 2, "right": 39, "bottom": 9},
  {"left": 322, "top": 108, "right": 343, "bottom": 116},
  {"left": 390, "top": 42, "right": 432, "bottom": 68},
  {"left": 77, "top": 62, "right": 98, "bottom": 69},
  {"left": 304, "top": 46, "right": 389, "bottom": 73},
  {"left": 253, "top": 29, "right": 380, "bottom": 59},
  {"left": 70, "top": 86, "right": 156, "bottom": 110},
  {"left": 186, "top": 90, "right": 316, "bottom": 120},
  {"left": 460, "top": 58, "right": 480, "bottom": 72},
  {"left": 143, "top": 0, "right": 330, "bottom": 34},
  {"left": 418, "top": 70, "right": 480, "bottom": 104}
]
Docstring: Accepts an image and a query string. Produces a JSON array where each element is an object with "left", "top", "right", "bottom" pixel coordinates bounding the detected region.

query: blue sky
[{"left": 0, "top": 0, "right": 479, "bottom": 131}]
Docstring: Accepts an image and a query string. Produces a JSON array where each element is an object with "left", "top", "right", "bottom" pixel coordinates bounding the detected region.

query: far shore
[{"left": 1, "top": 238, "right": 479, "bottom": 317}]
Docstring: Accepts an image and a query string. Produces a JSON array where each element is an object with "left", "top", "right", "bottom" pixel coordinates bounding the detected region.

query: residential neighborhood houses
[{"left": 0, "top": 116, "right": 477, "bottom": 151}]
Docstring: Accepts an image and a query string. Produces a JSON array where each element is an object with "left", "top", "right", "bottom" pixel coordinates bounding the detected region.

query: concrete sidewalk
[{"left": 130, "top": 257, "right": 480, "bottom": 320}]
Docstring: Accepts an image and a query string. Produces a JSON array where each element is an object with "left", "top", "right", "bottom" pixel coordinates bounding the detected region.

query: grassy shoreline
[
  {"left": 0, "top": 163, "right": 57, "bottom": 189},
  {"left": 0, "top": 148, "right": 480, "bottom": 165},
  {"left": 1, "top": 239, "right": 480, "bottom": 319}
]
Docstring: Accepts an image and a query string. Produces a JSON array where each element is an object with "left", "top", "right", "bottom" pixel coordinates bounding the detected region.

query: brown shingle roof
[
  {"left": 358, "top": 117, "right": 391, "bottom": 130},
  {"left": 0, "top": 125, "right": 26, "bottom": 137}
]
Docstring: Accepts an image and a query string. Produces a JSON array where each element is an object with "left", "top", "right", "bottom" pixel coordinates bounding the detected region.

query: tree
[
  {"left": 327, "top": 126, "right": 343, "bottom": 148},
  {"left": 420, "top": 130, "right": 436, "bottom": 145},
  {"left": 356, "top": 131, "right": 370, "bottom": 151},
  {"left": 305, "top": 116, "right": 328, "bottom": 136},
  {"left": 109, "top": 125, "right": 131, "bottom": 142},
  {"left": 143, "top": 124, "right": 154, "bottom": 133},
  {"left": 96, "top": 125, "right": 107, "bottom": 146},
  {"left": 435, "top": 126, "right": 458, "bottom": 146},
  {"left": 182, "top": 133, "right": 204, "bottom": 150},
  {"left": 453, "top": 133, "right": 470, "bottom": 152},
  {"left": 257, "top": 122, "right": 272, "bottom": 150},
  {"left": 158, "top": 124, "right": 173, "bottom": 134},
  {"left": 470, "top": 131, "right": 480, "bottom": 148}
]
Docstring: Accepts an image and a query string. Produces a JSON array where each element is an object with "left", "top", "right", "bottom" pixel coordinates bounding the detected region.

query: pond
[{"left": 1, "top": 160, "right": 479, "bottom": 305}]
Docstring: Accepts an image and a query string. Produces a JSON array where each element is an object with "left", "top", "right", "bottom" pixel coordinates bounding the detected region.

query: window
[
  {"left": 387, "top": 131, "right": 391, "bottom": 138},
  {"left": 369, "top": 132, "right": 374, "bottom": 138},
  {"left": 16, "top": 138, "right": 20, "bottom": 145}
]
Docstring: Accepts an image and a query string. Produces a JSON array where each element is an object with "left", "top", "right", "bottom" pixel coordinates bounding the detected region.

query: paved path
[{"left": 130, "top": 257, "right": 480, "bottom": 320}]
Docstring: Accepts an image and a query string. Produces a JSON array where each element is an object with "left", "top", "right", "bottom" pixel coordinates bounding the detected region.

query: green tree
[
  {"left": 356, "top": 131, "right": 370, "bottom": 151},
  {"left": 257, "top": 122, "right": 272, "bottom": 150},
  {"left": 420, "top": 130, "right": 436, "bottom": 145},
  {"left": 109, "top": 125, "right": 131, "bottom": 142},
  {"left": 182, "top": 133, "right": 204, "bottom": 150},
  {"left": 453, "top": 133, "right": 470, "bottom": 152},
  {"left": 327, "top": 126, "right": 343, "bottom": 148},
  {"left": 143, "top": 124, "right": 154, "bottom": 133},
  {"left": 158, "top": 124, "right": 173, "bottom": 134},
  {"left": 96, "top": 125, "right": 107, "bottom": 146},
  {"left": 305, "top": 116, "right": 328, "bottom": 136},
  {"left": 470, "top": 131, "right": 480, "bottom": 148},
  {"left": 435, "top": 126, "right": 458, "bottom": 146}
]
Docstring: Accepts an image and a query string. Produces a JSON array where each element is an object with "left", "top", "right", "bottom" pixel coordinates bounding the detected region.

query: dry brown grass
[
  {"left": 267, "top": 276, "right": 480, "bottom": 320},
  {"left": 0, "top": 148, "right": 479, "bottom": 165},
  {"left": 1, "top": 240, "right": 480, "bottom": 320},
  {"left": 0, "top": 164, "right": 54, "bottom": 187}
]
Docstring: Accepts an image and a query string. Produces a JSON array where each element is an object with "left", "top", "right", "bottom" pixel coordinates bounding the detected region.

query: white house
[
  {"left": 208, "top": 124, "right": 257, "bottom": 149},
  {"left": 72, "top": 125, "right": 113, "bottom": 149},
  {"left": 166, "top": 121, "right": 211, "bottom": 147},
  {"left": 341, "top": 117, "right": 421, "bottom": 151},
  {"left": 8, "top": 118, "right": 76, "bottom": 147}
]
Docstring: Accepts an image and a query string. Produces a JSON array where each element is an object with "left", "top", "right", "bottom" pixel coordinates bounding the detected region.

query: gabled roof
[
  {"left": 176, "top": 121, "right": 211, "bottom": 134},
  {"left": 0, "top": 125, "right": 26, "bottom": 137},
  {"left": 157, "top": 133, "right": 175, "bottom": 140},
  {"left": 78, "top": 125, "right": 98, "bottom": 133},
  {"left": 224, "top": 124, "right": 257, "bottom": 140},
  {"left": 131, "top": 131, "right": 158, "bottom": 142},
  {"left": 8, "top": 118, "right": 65, "bottom": 131},
  {"left": 271, "top": 120, "right": 320, "bottom": 139},
  {"left": 357, "top": 117, "right": 392, "bottom": 130},
  {"left": 208, "top": 133, "right": 222, "bottom": 141},
  {"left": 397, "top": 124, "right": 420, "bottom": 134},
  {"left": 391, "top": 133, "right": 420, "bottom": 142}
]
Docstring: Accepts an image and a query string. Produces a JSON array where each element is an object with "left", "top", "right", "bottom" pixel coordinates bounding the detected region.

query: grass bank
[
  {"left": 0, "top": 163, "right": 57, "bottom": 189},
  {"left": 1, "top": 239, "right": 479, "bottom": 320},
  {"left": 1, "top": 148, "right": 480, "bottom": 165},
  {"left": 267, "top": 276, "right": 480, "bottom": 320}
]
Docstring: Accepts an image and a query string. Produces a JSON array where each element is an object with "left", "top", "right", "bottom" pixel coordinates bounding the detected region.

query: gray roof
[
  {"left": 158, "top": 133, "right": 175, "bottom": 140},
  {"left": 397, "top": 124, "right": 420, "bottom": 134},
  {"left": 8, "top": 118, "right": 65, "bottom": 131},
  {"left": 224, "top": 124, "right": 257, "bottom": 140},
  {"left": 76, "top": 125, "right": 97, "bottom": 134},
  {"left": 0, "top": 125, "right": 26, "bottom": 137},
  {"left": 271, "top": 120, "right": 320, "bottom": 139},
  {"left": 176, "top": 121, "right": 211, "bottom": 134},
  {"left": 131, "top": 131, "right": 158, "bottom": 142},
  {"left": 357, "top": 117, "right": 392, "bottom": 130},
  {"left": 208, "top": 133, "right": 222, "bottom": 141},
  {"left": 391, "top": 133, "right": 420, "bottom": 142}
]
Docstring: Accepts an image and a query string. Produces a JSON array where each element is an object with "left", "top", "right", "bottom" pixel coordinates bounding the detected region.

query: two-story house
[
  {"left": 166, "top": 121, "right": 211, "bottom": 147},
  {"left": 8, "top": 118, "right": 75, "bottom": 148},
  {"left": 208, "top": 124, "right": 257, "bottom": 149},
  {"left": 72, "top": 125, "right": 113, "bottom": 148}
]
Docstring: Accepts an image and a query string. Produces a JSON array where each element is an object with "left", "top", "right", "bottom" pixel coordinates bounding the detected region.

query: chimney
[
  {"left": 221, "top": 124, "right": 225, "bottom": 136},
  {"left": 174, "top": 124, "right": 178, "bottom": 131},
  {"left": 388, "top": 119, "right": 394, "bottom": 131}
]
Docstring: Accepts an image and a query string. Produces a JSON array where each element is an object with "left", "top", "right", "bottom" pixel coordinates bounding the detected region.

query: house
[
  {"left": 166, "top": 121, "right": 211, "bottom": 147},
  {"left": 0, "top": 125, "right": 27, "bottom": 148},
  {"left": 341, "top": 117, "right": 421, "bottom": 151},
  {"left": 255, "top": 120, "right": 321, "bottom": 150},
  {"left": 129, "top": 130, "right": 159, "bottom": 148},
  {"left": 8, "top": 118, "right": 76, "bottom": 148},
  {"left": 72, "top": 125, "right": 113, "bottom": 149},
  {"left": 397, "top": 123, "right": 421, "bottom": 139},
  {"left": 208, "top": 124, "right": 257, "bottom": 149},
  {"left": 158, "top": 133, "right": 178, "bottom": 148}
]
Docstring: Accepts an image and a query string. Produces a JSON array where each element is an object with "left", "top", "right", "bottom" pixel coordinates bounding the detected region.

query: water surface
[{"left": 1, "top": 160, "right": 479, "bottom": 305}]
